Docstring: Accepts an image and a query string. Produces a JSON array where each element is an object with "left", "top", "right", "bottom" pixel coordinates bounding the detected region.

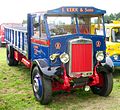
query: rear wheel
[
  {"left": 32, "top": 66, "right": 52, "bottom": 105},
  {"left": 6, "top": 44, "right": 18, "bottom": 66},
  {"left": 91, "top": 71, "right": 113, "bottom": 96}
]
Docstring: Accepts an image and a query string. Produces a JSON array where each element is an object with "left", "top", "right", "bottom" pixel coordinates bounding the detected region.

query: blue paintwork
[
  {"left": 18, "top": 32, "right": 20, "bottom": 48},
  {"left": 12, "top": 30, "right": 14, "bottom": 44},
  {"left": 30, "top": 33, "right": 106, "bottom": 67},
  {"left": 34, "top": 75, "right": 43, "bottom": 97},
  {"left": 27, "top": 14, "right": 34, "bottom": 59},
  {"left": 49, "top": 34, "right": 106, "bottom": 66},
  {"left": 47, "top": 7, "right": 106, "bottom": 15},
  {"left": 31, "top": 43, "right": 49, "bottom": 61},
  {"left": 113, "top": 62, "right": 120, "bottom": 67},
  {"left": 28, "top": 7, "right": 106, "bottom": 63},
  {"left": 110, "top": 55, "right": 120, "bottom": 67},
  {"left": 4, "top": 6, "right": 106, "bottom": 69}
]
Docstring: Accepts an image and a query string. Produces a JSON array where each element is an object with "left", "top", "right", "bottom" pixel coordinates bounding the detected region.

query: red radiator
[{"left": 71, "top": 43, "right": 92, "bottom": 73}]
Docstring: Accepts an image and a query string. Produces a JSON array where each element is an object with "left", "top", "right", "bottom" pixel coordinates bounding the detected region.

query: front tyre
[
  {"left": 32, "top": 66, "right": 52, "bottom": 105},
  {"left": 91, "top": 71, "right": 113, "bottom": 96}
]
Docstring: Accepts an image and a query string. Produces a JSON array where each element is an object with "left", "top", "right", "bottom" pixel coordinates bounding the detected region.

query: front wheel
[
  {"left": 91, "top": 71, "right": 113, "bottom": 96},
  {"left": 32, "top": 66, "right": 52, "bottom": 105}
]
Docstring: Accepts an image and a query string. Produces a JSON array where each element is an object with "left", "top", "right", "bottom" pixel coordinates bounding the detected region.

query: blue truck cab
[{"left": 5, "top": 6, "right": 113, "bottom": 104}]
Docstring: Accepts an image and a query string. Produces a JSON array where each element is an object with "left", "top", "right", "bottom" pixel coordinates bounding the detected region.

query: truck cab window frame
[{"left": 33, "top": 16, "right": 47, "bottom": 39}]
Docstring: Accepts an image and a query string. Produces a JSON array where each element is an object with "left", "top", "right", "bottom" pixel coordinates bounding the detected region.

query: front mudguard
[
  {"left": 97, "top": 56, "right": 114, "bottom": 73},
  {"left": 106, "top": 56, "right": 114, "bottom": 69},
  {"left": 96, "top": 56, "right": 114, "bottom": 74},
  {"left": 31, "top": 59, "right": 61, "bottom": 83},
  {"left": 97, "top": 64, "right": 113, "bottom": 74}
]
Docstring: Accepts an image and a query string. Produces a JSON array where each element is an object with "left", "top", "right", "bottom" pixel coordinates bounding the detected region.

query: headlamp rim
[
  {"left": 60, "top": 52, "right": 69, "bottom": 64},
  {"left": 96, "top": 51, "right": 104, "bottom": 61}
]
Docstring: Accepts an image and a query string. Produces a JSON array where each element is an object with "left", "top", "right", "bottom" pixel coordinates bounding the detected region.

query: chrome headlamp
[
  {"left": 113, "top": 55, "right": 118, "bottom": 60},
  {"left": 96, "top": 51, "right": 104, "bottom": 61},
  {"left": 60, "top": 52, "right": 69, "bottom": 64},
  {"left": 49, "top": 53, "right": 59, "bottom": 61}
]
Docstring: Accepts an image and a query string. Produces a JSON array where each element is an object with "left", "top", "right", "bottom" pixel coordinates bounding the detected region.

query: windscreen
[
  {"left": 47, "top": 15, "right": 104, "bottom": 37},
  {"left": 90, "top": 16, "right": 104, "bottom": 36},
  {"left": 47, "top": 16, "right": 76, "bottom": 36}
]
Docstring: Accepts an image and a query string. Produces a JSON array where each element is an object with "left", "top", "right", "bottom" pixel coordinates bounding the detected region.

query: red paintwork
[
  {"left": 71, "top": 43, "right": 92, "bottom": 72},
  {"left": 88, "top": 62, "right": 100, "bottom": 86},
  {"left": 21, "top": 58, "right": 31, "bottom": 68},
  {"left": 31, "top": 38, "right": 50, "bottom": 46},
  {"left": 14, "top": 49, "right": 102, "bottom": 91},
  {"left": 14, "top": 50, "right": 31, "bottom": 68},
  {"left": 14, "top": 49, "right": 101, "bottom": 92},
  {"left": 96, "top": 73, "right": 104, "bottom": 87},
  {"left": 1, "top": 36, "right": 5, "bottom": 42},
  {"left": 14, "top": 51, "right": 19, "bottom": 61},
  {"left": 52, "top": 62, "right": 102, "bottom": 92},
  {"left": 62, "top": 65, "right": 70, "bottom": 89},
  {"left": 0, "top": 25, "right": 5, "bottom": 43},
  {"left": 52, "top": 65, "right": 72, "bottom": 92}
]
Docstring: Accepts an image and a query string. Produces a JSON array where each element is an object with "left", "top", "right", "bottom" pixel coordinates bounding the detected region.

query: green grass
[{"left": 0, "top": 47, "right": 120, "bottom": 110}]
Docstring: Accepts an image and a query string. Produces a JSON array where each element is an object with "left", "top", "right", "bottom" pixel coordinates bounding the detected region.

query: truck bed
[{"left": 5, "top": 25, "right": 28, "bottom": 57}]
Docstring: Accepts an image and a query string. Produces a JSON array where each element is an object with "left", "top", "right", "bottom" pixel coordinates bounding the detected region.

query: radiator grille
[
  {"left": 71, "top": 43, "right": 92, "bottom": 72},
  {"left": 68, "top": 38, "right": 93, "bottom": 77}
]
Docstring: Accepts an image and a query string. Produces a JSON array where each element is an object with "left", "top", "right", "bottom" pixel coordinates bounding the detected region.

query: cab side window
[
  {"left": 40, "top": 20, "right": 47, "bottom": 39},
  {"left": 90, "top": 16, "right": 104, "bottom": 36},
  {"left": 33, "top": 16, "right": 40, "bottom": 39},
  {"left": 33, "top": 16, "right": 47, "bottom": 39}
]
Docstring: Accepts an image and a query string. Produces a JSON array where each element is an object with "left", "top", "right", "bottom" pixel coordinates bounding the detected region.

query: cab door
[{"left": 30, "top": 15, "right": 49, "bottom": 61}]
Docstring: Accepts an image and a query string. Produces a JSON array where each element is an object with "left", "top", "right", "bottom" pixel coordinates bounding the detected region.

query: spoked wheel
[
  {"left": 32, "top": 66, "right": 52, "bottom": 105},
  {"left": 91, "top": 72, "right": 113, "bottom": 96},
  {"left": 6, "top": 44, "right": 18, "bottom": 66}
]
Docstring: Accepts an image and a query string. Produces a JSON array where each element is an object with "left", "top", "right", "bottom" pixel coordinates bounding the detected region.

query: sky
[{"left": 0, "top": 0, "right": 120, "bottom": 23}]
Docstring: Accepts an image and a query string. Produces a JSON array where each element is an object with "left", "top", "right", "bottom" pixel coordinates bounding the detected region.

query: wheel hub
[
  {"left": 33, "top": 74, "right": 41, "bottom": 92},
  {"left": 33, "top": 73, "right": 43, "bottom": 98},
  {"left": 33, "top": 77, "right": 39, "bottom": 92}
]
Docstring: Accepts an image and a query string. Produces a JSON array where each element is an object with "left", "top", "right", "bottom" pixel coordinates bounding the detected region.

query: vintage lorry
[
  {"left": 105, "top": 21, "right": 120, "bottom": 67},
  {"left": 5, "top": 6, "right": 113, "bottom": 104},
  {"left": 0, "top": 24, "right": 5, "bottom": 47}
]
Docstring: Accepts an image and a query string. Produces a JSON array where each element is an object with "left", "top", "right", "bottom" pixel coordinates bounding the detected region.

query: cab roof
[{"left": 36, "top": 6, "right": 106, "bottom": 16}]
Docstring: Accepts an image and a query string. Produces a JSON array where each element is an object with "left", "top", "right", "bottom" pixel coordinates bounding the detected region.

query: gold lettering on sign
[
  {"left": 66, "top": 8, "right": 78, "bottom": 12},
  {"left": 85, "top": 8, "right": 94, "bottom": 12},
  {"left": 80, "top": 8, "right": 84, "bottom": 12}
]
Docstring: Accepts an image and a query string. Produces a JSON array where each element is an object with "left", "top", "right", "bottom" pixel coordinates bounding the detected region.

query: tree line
[
  {"left": 22, "top": 12, "right": 120, "bottom": 24},
  {"left": 104, "top": 12, "right": 120, "bottom": 22}
]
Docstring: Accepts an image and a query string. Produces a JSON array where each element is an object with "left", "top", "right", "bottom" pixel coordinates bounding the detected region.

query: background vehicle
[
  {"left": 0, "top": 24, "right": 5, "bottom": 47},
  {"left": 5, "top": 6, "right": 113, "bottom": 104},
  {"left": 0, "top": 23, "right": 22, "bottom": 47},
  {"left": 106, "top": 21, "right": 120, "bottom": 67}
]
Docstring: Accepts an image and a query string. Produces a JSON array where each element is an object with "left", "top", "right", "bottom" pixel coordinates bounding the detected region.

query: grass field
[{"left": 0, "top": 47, "right": 120, "bottom": 110}]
